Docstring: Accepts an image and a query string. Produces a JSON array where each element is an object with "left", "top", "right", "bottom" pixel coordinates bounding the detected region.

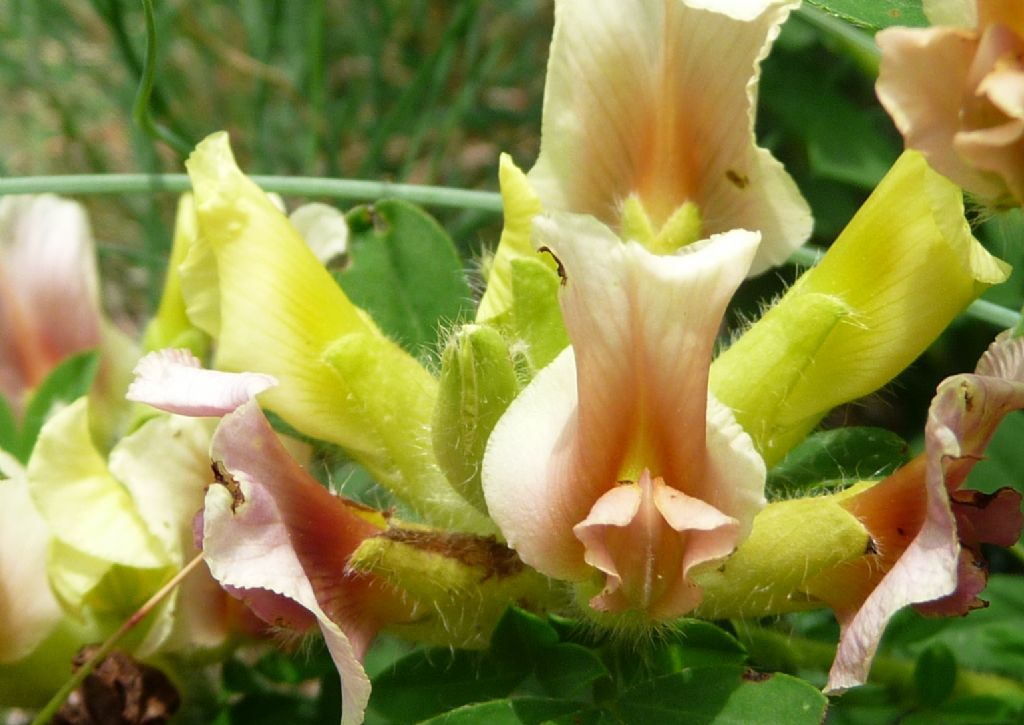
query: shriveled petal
[
  {"left": 711, "top": 151, "right": 1010, "bottom": 466},
  {"left": 528, "top": 0, "right": 809, "bottom": 273},
  {"left": 574, "top": 471, "right": 739, "bottom": 619},
  {"left": 203, "top": 401, "right": 409, "bottom": 725},
  {"left": 826, "top": 335, "right": 1024, "bottom": 692},
  {"left": 483, "top": 215, "right": 764, "bottom": 581},
  {"left": 127, "top": 348, "right": 277, "bottom": 416},
  {"left": 0, "top": 195, "right": 103, "bottom": 408}
]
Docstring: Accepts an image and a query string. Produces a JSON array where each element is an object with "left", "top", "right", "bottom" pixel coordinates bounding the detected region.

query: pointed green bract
[
  {"left": 711, "top": 293, "right": 851, "bottom": 465},
  {"left": 505, "top": 257, "right": 569, "bottom": 374},
  {"left": 476, "top": 154, "right": 544, "bottom": 323},
  {"left": 142, "top": 194, "right": 210, "bottom": 358},
  {"left": 433, "top": 324, "right": 521, "bottom": 513},
  {"left": 348, "top": 526, "right": 560, "bottom": 648},
  {"left": 185, "top": 132, "right": 490, "bottom": 532},
  {"left": 711, "top": 151, "right": 1010, "bottom": 466}
]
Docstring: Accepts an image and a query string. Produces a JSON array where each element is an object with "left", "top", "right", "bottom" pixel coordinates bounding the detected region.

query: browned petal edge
[{"left": 378, "top": 527, "right": 525, "bottom": 580}]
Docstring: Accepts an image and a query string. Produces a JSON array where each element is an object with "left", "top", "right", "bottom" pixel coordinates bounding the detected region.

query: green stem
[
  {"left": 796, "top": 4, "right": 880, "bottom": 75},
  {"left": 0, "top": 174, "right": 504, "bottom": 212},
  {"left": 1009, "top": 541, "right": 1024, "bottom": 566},
  {"left": 29, "top": 554, "right": 206, "bottom": 725},
  {"left": 739, "top": 625, "right": 1024, "bottom": 701},
  {"left": 134, "top": 0, "right": 193, "bottom": 157}
]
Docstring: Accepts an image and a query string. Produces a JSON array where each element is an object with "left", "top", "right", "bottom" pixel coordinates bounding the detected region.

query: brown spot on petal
[
  {"left": 726, "top": 169, "right": 750, "bottom": 189},
  {"left": 211, "top": 460, "right": 244, "bottom": 512},
  {"left": 538, "top": 246, "right": 567, "bottom": 286},
  {"left": 742, "top": 669, "right": 772, "bottom": 682},
  {"left": 381, "top": 528, "right": 524, "bottom": 580},
  {"left": 53, "top": 647, "right": 180, "bottom": 725}
]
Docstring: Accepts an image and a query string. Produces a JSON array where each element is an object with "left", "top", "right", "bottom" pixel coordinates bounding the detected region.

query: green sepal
[
  {"left": 711, "top": 292, "right": 851, "bottom": 467},
  {"left": 433, "top": 324, "right": 521, "bottom": 513},
  {"left": 692, "top": 488, "right": 872, "bottom": 619},
  {"left": 348, "top": 525, "right": 562, "bottom": 649}
]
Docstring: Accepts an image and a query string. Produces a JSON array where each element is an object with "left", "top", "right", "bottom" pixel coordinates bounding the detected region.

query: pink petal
[
  {"left": 127, "top": 348, "right": 277, "bottom": 416},
  {"left": 202, "top": 400, "right": 406, "bottom": 725},
  {"left": 876, "top": 27, "right": 1005, "bottom": 199},
  {"left": 827, "top": 335, "right": 1024, "bottom": 692},
  {"left": 528, "top": 0, "right": 810, "bottom": 272},
  {"left": 0, "top": 195, "right": 103, "bottom": 408},
  {"left": 483, "top": 215, "right": 765, "bottom": 590}
]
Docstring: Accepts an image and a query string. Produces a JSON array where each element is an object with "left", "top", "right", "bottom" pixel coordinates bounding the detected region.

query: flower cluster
[{"left": 3, "top": 1, "right": 1023, "bottom": 723}]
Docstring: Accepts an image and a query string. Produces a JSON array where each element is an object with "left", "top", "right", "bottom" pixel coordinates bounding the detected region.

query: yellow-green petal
[
  {"left": 693, "top": 488, "right": 872, "bottom": 619},
  {"left": 711, "top": 151, "right": 1010, "bottom": 466},
  {"left": 186, "top": 132, "right": 490, "bottom": 532}
]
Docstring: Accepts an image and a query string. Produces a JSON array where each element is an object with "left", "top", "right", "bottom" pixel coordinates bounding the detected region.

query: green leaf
[
  {"left": 882, "top": 576, "right": 1024, "bottom": 680},
  {"left": 614, "top": 667, "right": 828, "bottom": 725},
  {"left": 652, "top": 620, "right": 749, "bottom": 672},
  {"left": 419, "top": 698, "right": 591, "bottom": 725},
  {"left": 369, "top": 648, "right": 528, "bottom": 724},
  {"left": 914, "top": 643, "right": 957, "bottom": 706},
  {"left": 0, "top": 394, "right": 17, "bottom": 458},
  {"left": 535, "top": 644, "right": 610, "bottom": 699},
  {"left": 341, "top": 200, "right": 472, "bottom": 354},
  {"left": 806, "top": 0, "right": 928, "bottom": 30},
  {"left": 767, "top": 426, "right": 910, "bottom": 496},
  {"left": 489, "top": 606, "right": 560, "bottom": 662},
  {"left": 15, "top": 350, "right": 101, "bottom": 462},
  {"left": 899, "top": 696, "right": 1024, "bottom": 725},
  {"left": 418, "top": 700, "right": 523, "bottom": 725}
]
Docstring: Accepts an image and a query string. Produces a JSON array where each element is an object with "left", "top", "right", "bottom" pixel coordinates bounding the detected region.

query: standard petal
[
  {"left": 484, "top": 215, "right": 762, "bottom": 581},
  {"left": 528, "top": 0, "right": 809, "bottom": 272},
  {"left": 0, "top": 195, "right": 103, "bottom": 407},
  {"left": 127, "top": 348, "right": 277, "bottom": 416}
]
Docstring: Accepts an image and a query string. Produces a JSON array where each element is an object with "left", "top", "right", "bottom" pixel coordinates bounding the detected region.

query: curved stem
[
  {"left": 29, "top": 553, "right": 206, "bottom": 725},
  {"left": 0, "top": 174, "right": 504, "bottom": 212},
  {"left": 134, "top": 0, "right": 193, "bottom": 157}
]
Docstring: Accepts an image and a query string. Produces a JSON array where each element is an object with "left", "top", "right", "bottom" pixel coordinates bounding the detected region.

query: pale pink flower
[
  {"left": 804, "top": 334, "right": 1024, "bottom": 691},
  {"left": 877, "top": 0, "right": 1024, "bottom": 207},
  {"left": 0, "top": 195, "right": 103, "bottom": 412},
  {"left": 482, "top": 214, "right": 766, "bottom": 619}
]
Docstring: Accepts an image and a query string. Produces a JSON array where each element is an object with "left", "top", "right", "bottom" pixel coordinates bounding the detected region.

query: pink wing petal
[
  {"left": 827, "top": 335, "right": 1024, "bottom": 692},
  {"left": 203, "top": 400, "right": 402, "bottom": 725},
  {"left": 127, "top": 348, "right": 277, "bottom": 416}
]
